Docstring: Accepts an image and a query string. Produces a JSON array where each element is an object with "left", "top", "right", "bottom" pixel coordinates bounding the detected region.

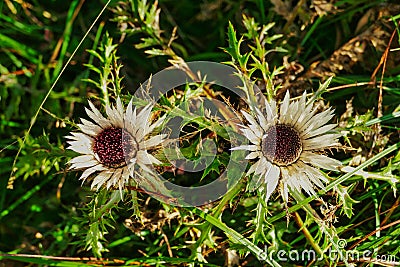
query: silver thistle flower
[
  {"left": 233, "top": 91, "right": 342, "bottom": 203},
  {"left": 66, "top": 97, "right": 166, "bottom": 195}
]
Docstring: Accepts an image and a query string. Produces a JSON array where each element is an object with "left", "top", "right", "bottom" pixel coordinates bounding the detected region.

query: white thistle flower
[
  {"left": 66, "top": 97, "right": 166, "bottom": 195},
  {"left": 233, "top": 91, "right": 342, "bottom": 203}
]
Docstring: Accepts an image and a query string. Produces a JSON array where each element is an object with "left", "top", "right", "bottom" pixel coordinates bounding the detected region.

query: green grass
[{"left": 1, "top": 0, "right": 400, "bottom": 266}]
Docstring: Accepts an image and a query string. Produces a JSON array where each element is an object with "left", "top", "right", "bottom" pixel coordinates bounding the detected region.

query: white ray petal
[
  {"left": 305, "top": 115, "right": 335, "bottom": 134},
  {"left": 294, "top": 101, "right": 316, "bottom": 130},
  {"left": 285, "top": 166, "right": 303, "bottom": 193},
  {"left": 303, "top": 124, "right": 338, "bottom": 139},
  {"left": 148, "top": 113, "right": 166, "bottom": 130},
  {"left": 118, "top": 178, "right": 125, "bottom": 199},
  {"left": 231, "top": 144, "right": 258, "bottom": 151},
  {"left": 292, "top": 164, "right": 316, "bottom": 196},
  {"left": 264, "top": 100, "right": 277, "bottom": 122},
  {"left": 80, "top": 118, "right": 103, "bottom": 132},
  {"left": 91, "top": 171, "right": 113, "bottom": 190},
  {"left": 302, "top": 109, "right": 334, "bottom": 134},
  {"left": 143, "top": 115, "right": 166, "bottom": 137},
  {"left": 246, "top": 158, "right": 261, "bottom": 175},
  {"left": 134, "top": 105, "right": 153, "bottom": 140},
  {"left": 137, "top": 150, "right": 161, "bottom": 165},
  {"left": 78, "top": 164, "right": 107, "bottom": 183},
  {"left": 121, "top": 166, "right": 131, "bottom": 182},
  {"left": 279, "top": 91, "right": 290, "bottom": 122},
  {"left": 280, "top": 174, "right": 289, "bottom": 203},
  {"left": 253, "top": 156, "right": 269, "bottom": 176},
  {"left": 299, "top": 161, "right": 329, "bottom": 186},
  {"left": 141, "top": 134, "right": 167, "bottom": 148},
  {"left": 286, "top": 100, "right": 299, "bottom": 124},
  {"left": 65, "top": 134, "right": 79, "bottom": 141},
  {"left": 77, "top": 123, "right": 100, "bottom": 136},
  {"left": 241, "top": 128, "right": 261, "bottom": 144},
  {"left": 248, "top": 124, "right": 264, "bottom": 140},
  {"left": 67, "top": 141, "right": 92, "bottom": 154},
  {"left": 105, "top": 103, "right": 122, "bottom": 127},
  {"left": 303, "top": 134, "right": 341, "bottom": 150},
  {"left": 265, "top": 164, "right": 280, "bottom": 202},
  {"left": 240, "top": 112, "right": 264, "bottom": 139},
  {"left": 297, "top": 108, "right": 331, "bottom": 133},
  {"left": 125, "top": 100, "right": 137, "bottom": 134},
  {"left": 287, "top": 179, "right": 302, "bottom": 197},
  {"left": 299, "top": 175, "right": 317, "bottom": 196},
  {"left": 255, "top": 108, "right": 269, "bottom": 131},
  {"left": 125, "top": 98, "right": 133, "bottom": 122},
  {"left": 116, "top": 97, "right": 124, "bottom": 117},
  {"left": 130, "top": 157, "right": 137, "bottom": 165},
  {"left": 247, "top": 157, "right": 271, "bottom": 176},
  {"left": 291, "top": 93, "right": 307, "bottom": 124},
  {"left": 248, "top": 173, "right": 263, "bottom": 191},
  {"left": 136, "top": 104, "right": 153, "bottom": 133},
  {"left": 68, "top": 155, "right": 95, "bottom": 164},
  {"left": 86, "top": 102, "right": 112, "bottom": 128},
  {"left": 106, "top": 168, "right": 122, "bottom": 189},
  {"left": 113, "top": 103, "right": 124, "bottom": 126},
  {"left": 66, "top": 134, "right": 93, "bottom": 146},
  {"left": 87, "top": 101, "right": 105, "bottom": 120},
  {"left": 136, "top": 161, "right": 156, "bottom": 175},
  {"left": 300, "top": 151, "right": 341, "bottom": 171},
  {"left": 269, "top": 100, "right": 277, "bottom": 119},
  {"left": 241, "top": 110, "right": 258, "bottom": 127},
  {"left": 245, "top": 151, "right": 261, "bottom": 160},
  {"left": 70, "top": 159, "right": 98, "bottom": 169},
  {"left": 135, "top": 128, "right": 145, "bottom": 143},
  {"left": 106, "top": 171, "right": 116, "bottom": 189},
  {"left": 65, "top": 132, "right": 93, "bottom": 143},
  {"left": 298, "top": 91, "right": 307, "bottom": 110}
]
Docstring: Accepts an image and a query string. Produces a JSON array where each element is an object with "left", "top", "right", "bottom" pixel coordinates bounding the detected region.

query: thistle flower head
[
  {"left": 66, "top": 97, "right": 166, "bottom": 196},
  {"left": 233, "top": 91, "right": 342, "bottom": 203}
]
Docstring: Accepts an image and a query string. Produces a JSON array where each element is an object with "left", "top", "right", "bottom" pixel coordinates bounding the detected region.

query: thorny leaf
[{"left": 334, "top": 184, "right": 359, "bottom": 218}]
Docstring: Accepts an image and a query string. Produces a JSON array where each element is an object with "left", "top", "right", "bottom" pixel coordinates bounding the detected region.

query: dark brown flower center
[
  {"left": 93, "top": 127, "right": 138, "bottom": 168},
  {"left": 261, "top": 124, "right": 302, "bottom": 166}
]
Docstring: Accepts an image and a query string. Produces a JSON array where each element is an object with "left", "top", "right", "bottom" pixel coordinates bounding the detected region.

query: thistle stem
[
  {"left": 293, "top": 211, "right": 323, "bottom": 256},
  {"left": 189, "top": 179, "right": 245, "bottom": 261}
]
